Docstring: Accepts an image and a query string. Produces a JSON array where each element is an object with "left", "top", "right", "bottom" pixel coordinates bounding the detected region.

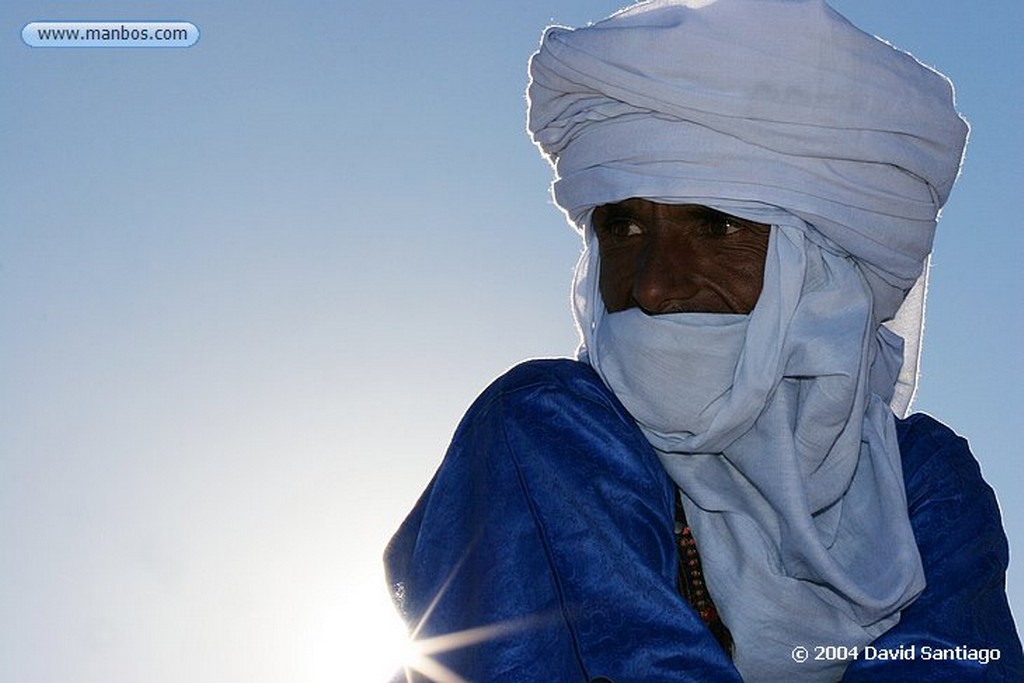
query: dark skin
[{"left": 591, "top": 199, "right": 771, "bottom": 315}]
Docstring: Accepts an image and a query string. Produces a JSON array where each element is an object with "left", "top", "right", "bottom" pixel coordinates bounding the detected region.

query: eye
[
  {"left": 706, "top": 216, "right": 744, "bottom": 238},
  {"left": 597, "top": 217, "right": 646, "bottom": 241},
  {"left": 611, "top": 219, "right": 644, "bottom": 238}
]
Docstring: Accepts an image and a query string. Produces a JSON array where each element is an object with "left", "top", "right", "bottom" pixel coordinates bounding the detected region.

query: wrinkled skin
[{"left": 592, "top": 199, "right": 770, "bottom": 315}]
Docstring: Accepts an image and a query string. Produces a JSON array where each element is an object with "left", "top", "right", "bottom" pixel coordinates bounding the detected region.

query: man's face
[{"left": 592, "top": 199, "right": 770, "bottom": 315}]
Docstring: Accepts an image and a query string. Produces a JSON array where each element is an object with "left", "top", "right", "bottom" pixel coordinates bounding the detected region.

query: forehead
[{"left": 590, "top": 198, "right": 762, "bottom": 226}]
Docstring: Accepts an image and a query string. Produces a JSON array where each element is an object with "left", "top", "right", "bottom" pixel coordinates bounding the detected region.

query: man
[{"left": 385, "top": 1, "right": 1022, "bottom": 681}]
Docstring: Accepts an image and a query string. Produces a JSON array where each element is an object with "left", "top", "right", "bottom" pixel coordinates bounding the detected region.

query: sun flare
[
  {"left": 304, "top": 570, "right": 542, "bottom": 683},
  {"left": 305, "top": 576, "right": 414, "bottom": 682}
]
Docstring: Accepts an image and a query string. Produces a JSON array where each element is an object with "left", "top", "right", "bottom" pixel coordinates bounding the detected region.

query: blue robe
[{"left": 386, "top": 359, "right": 1022, "bottom": 682}]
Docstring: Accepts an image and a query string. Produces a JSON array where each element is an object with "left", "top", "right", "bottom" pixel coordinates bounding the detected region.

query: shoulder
[
  {"left": 490, "top": 357, "right": 601, "bottom": 390},
  {"left": 894, "top": 412, "right": 968, "bottom": 454},
  {"left": 884, "top": 420, "right": 1023, "bottom": 675},
  {"left": 894, "top": 412, "right": 985, "bottom": 504},
  {"left": 474, "top": 358, "right": 614, "bottom": 410},
  {"left": 457, "top": 358, "right": 638, "bottom": 436},
  {"left": 897, "top": 409, "right": 999, "bottom": 532}
]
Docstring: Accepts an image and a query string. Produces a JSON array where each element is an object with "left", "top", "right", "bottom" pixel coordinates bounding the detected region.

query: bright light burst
[
  {"left": 305, "top": 565, "right": 541, "bottom": 682},
  {"left": 397, "top": 621, "right": 536, "bottom": 683},
  {"left": 395, "top": 561, "right": 544, "bottom": 683},
  {"left": 305, "top": 574, "right": 412, "bottom": 682}
]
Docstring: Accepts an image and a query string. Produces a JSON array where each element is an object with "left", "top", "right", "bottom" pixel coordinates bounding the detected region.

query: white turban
[
  {"left": 526, "top": 1, "right": 968, "bottom": 681},
  {"left": 529, "top": 0, "right": 967, "bottom": 410}
]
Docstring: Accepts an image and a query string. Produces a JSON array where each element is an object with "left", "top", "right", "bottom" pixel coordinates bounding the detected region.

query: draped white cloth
[
  {"left": 578, "top": 209, "right": 921, "bottom": 682},
  {"left": 529, "top": 0, "right": 968, "bottom": 415},
  {"left": 526, "top": 1, "right": 968, "bottom": 681}
]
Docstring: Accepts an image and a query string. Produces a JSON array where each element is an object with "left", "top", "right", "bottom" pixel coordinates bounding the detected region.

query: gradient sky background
[{"left": 2, "top": 1, "right": 1021, "bottom": 681}]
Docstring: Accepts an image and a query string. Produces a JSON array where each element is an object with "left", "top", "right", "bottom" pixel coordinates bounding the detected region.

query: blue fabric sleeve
[
  {"left": 385, "top": 359, "right": 741, "bottom": 682},
  {"left": 843, "top": 413, "right": 1023, "bottom": 682},
  {"left": 386, "top": 362, "right": 1021, "bottom": 681}
]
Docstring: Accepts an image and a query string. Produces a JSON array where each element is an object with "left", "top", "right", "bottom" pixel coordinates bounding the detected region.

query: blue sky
[{"left": 2, "top": 1, "right": 1021, "bottom": 680}]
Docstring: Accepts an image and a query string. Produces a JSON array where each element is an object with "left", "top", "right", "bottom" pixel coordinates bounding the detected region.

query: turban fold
[{"left": 528, "top": 0, "right": 967, "bottom": 319}]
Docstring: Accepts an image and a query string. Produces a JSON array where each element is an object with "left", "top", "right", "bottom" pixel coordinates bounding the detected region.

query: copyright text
[{"left": 791, "top": 644, "right": 1001, "bottom": 665}]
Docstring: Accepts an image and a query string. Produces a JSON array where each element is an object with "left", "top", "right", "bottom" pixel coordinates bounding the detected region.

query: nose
[{"left": 631, "top": 231, "right": 702, "bottom": 314}]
